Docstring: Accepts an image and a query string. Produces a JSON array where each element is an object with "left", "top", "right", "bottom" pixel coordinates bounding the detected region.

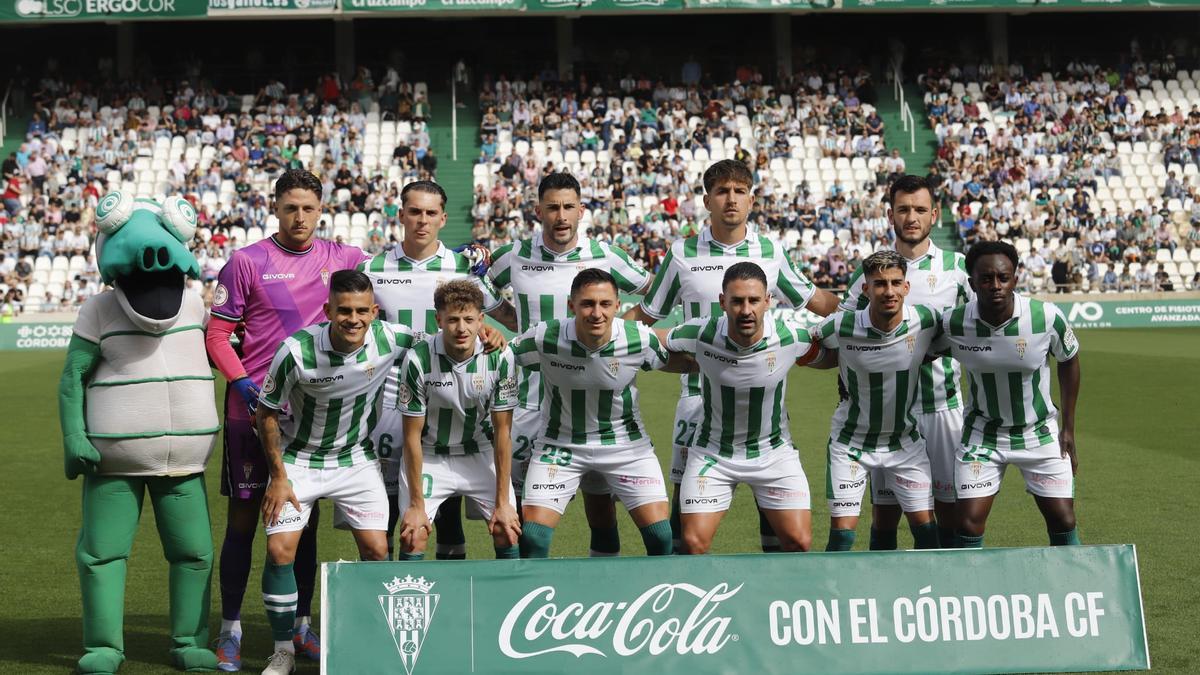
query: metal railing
[
  {"left": 450, "top": 67, "right": 458, "bottom": 162},
  {"left": 891, "top": 62, "right": 915, "bottom": 154},
  {"left": 1, "top": 82, "right": 11, "bottom": 141}
]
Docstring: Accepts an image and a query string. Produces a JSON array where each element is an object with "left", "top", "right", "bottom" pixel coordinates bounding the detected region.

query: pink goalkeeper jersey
[{"left": 211, "top": 235, "right": 367, "bottom": 385}]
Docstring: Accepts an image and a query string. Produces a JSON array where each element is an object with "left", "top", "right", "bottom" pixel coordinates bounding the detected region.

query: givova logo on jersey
[{"left": 379, "top": 575, "right": 440, "bottom": 675}]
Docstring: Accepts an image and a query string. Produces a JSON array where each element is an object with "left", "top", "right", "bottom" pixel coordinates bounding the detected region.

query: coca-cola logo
[{"left": 498, "top": 582, "right": 743, "bottom": 659}]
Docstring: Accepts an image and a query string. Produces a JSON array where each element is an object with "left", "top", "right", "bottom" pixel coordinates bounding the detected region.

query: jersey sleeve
[
  {"left": 211, "top": 250, "right": 255, "bottom": 322},
  {"left": 492, "top": 347, "right": 518, "bottom": 411},
  {"left": 639, "top": 247, "right": 681, "bottom": 319},
  {"left": 773, "top": 249, "right": 817, "bottom": 309},
  {"left": 1047, "top": 303, "right": 1080, "bottom": 361},
  {"left": 928, "top": 310, "right": 953, "bottom": 356},
  {"left": 791, "top": 324, "right": 825, "bottom": 366},
  {"left": 838, "top": 266, "right": 869, "bottom": 312},
  {"left": 639, "top": 323, "right": 668, "bottom": 371},
  {"left": 665, "top": 318, "right": 704, "bottom": 353},
  {"left": 387, "top": 321, "right": 416, "bottom": 351},
  {"left": 609, "top": 245, "right": 652, "bottom": 293},
  {"left": 954, "top": 254, "right": 975, "bottom": 305},
  {"left": 398, "top": 344, "right": 427, "bottom": 417},
  {"left": 72, "top": 295, "right": 102, "bottom": 344},
  {"left": 510, "top": 326, "right": 541, "bottom": 371},
  {"left": 259, "top": 343, "right": 298, "bottom": 411},
  {"left": 477, "top": 275, "right": 504, "bottom": 313},
  {"left": 813, "top": 314, "right": 840, "bottom": 350},
  {"left": 487, "top": 243, "right": 515, "bottom": 291},
  {"left": 340, "top": 243, "right": 372, "bottom": 270}
]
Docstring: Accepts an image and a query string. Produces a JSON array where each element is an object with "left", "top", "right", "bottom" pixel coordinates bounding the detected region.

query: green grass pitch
[{"left": 0, "top": 327, "right": 1196, "bottom": 673}]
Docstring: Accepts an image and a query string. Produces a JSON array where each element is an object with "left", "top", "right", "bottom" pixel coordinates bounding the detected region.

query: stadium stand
[{"left": 920, "top": 56, "right": 1200, "bottom": 293}]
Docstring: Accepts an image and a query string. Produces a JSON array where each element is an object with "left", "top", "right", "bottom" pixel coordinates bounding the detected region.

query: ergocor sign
[{"left": 322, "top": 545, "right": 1149, "bottom": 674}]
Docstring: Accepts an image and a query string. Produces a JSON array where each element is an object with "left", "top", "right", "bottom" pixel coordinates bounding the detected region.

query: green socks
[
  {"left": 261, "top": 562, "right": 297, "bottom": 642},
  {"left": 520, "top": 522, "right": 556, "bottom": 559},
  {"left": 826, "top": 528, "right": 857, "bottom": 551},
  {"left": 638, "top": 520, "right": 674, "bottom": 556},
  {"left": 759, "top": 510, "right": 781, "bottom": 553},
  {"left": 957, "top": 532, "right": 984, "bottom": 549},
  {"left": 589, "top": 525, "right": 620, "bottom": 557},
  {"left": 1049, "top": 528, "right": 1081, "bottom": 546},
  {"left": 910, "top": 522, "right": 941, "bottom": 549},
  {"left": 869, "top": 527, "right": 897, "bottom": 551},
  {"left": 435, "top": 497, "right": 467, "bottom": 560},
  {"left": 938, "top": 526, "right": 959, "bottom": 549},
  {"left": 494, "top": 545, "right": 520, "bottom": 559},
  {"left": 397, "top": 552, "right": 425, "bottom": 561}
]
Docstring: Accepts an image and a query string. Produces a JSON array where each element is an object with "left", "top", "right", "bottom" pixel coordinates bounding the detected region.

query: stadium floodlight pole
[{"left": 451, "top": 66, "right": 458, "bottom": 162}]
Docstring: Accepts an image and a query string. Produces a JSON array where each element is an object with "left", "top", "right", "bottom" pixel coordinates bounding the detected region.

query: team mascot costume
[{"left": 58, "top": 191, "right": 220, "bottom": 674}]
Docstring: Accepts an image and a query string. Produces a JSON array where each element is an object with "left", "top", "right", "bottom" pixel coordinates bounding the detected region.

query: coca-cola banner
[{"left": 322, "top": 545, "right": 1149, "bottom": 674}]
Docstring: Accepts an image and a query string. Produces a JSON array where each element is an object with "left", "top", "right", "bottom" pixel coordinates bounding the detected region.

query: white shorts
[
  {"left": 521, "top": 439, "right": 667, "bottom": 515},
  {"left": 669, "top": 396, "right": 704, "bottom": 485},
  {"left": 370, "top": 407, "right": 405, "bottom": 496},
  {"left": 511, "top": 406, "right": 540, "bottom": 493},
  {"left": 829, "top": 440, "right": 934, "bottom": 518},
  {"left": 955, "top": 441, "right": 1074, "bottom": 500},
  {"left": 872, "top": 409, "right": 962, "bottom": 505},
  {"left": 397, "top": 452, "right": 516, "bottom": 522},
  {"left": 679, "top": 447, "right": 811, "bottom": 514},
  {"left": 265, "top": 461, "right": 388, "bottom": 535}
]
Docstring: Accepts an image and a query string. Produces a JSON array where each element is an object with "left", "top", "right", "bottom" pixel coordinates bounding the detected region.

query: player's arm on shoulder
[
  {"left": 1050, "top": 304, "right": 1082, "bottom": 473},
  {"left": 804, "top": 287, "right": 841, "bottom": 317},
  {"left": 631, "top": 248, "right": 678, "bottom": 325},
  {"left": 924, "top": 309, "right": 953, "bottom": 362},
  {"left": 663, "top": 318, "right": 703, "bottom": 356},
  {"left": 487, "top": 300, "right": 519, "bottom": 332},
  {"left": 510, "top": 327, "right": 542, "bottom": 371},
  {"left": 795, "top": 322, "right": 837, "bottom": 369},
  {"left": 479, "top": 322, "right": 507, "bottom": 352},
  {"left": 838, "top": 265, "right": 867, "bottom": 312},
  {"left": 777, "top": 250, "right": 838, "bottom": 317},
  {"left": 486, "top": 243, "right": 515, "bottom": 290}
]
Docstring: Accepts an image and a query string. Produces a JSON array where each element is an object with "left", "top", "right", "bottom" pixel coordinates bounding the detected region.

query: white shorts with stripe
[
  {"left": 265, "top": 461, "right": 388, "bottom": 535},
  {"left": 398, "top": 452, "right": 516, "bottom": 522},
  {"left": 871, "top": 409, "right": 962, "bottom": 506},
  {"left": 521, "top": 439, "right": 666, "bottom": 515},
  {"left": 955, "top": 440, "right": 1074, "bottom": 500},
  {"left": 830, "top": 439, "right": 934, "bottom": 518},
  {"left": 680, "top": 447, "right": 811, "bottom": 514},
  {"left": 669, "top": 395, "right": 704, "bottom": 485}
]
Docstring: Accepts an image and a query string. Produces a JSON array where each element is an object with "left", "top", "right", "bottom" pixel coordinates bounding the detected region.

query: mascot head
[{"left": 95, "top": 191, "right": 201, "bottom": 321}]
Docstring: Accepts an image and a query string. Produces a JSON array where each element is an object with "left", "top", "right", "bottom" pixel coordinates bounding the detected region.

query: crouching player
[
  {"left": 512, "top": 269, "right": 690, "bottom": 558},
  {"left": 255, "top": 270, "right": 413, "bottom": 675},
  {"left": 811, "top": 251, "right": 942, "bottom": 551},
  {"left": 394, "top": 280, "right": 523, "bottom": 560}
]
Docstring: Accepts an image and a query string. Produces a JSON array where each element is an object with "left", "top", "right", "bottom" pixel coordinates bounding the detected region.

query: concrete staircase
[{"left": 427, "top": 91, "right": 480, "bottom": 247}]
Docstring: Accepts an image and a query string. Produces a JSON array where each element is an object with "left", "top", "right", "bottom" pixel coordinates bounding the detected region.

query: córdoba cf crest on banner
[{"left": 379, "top": 575, "right": 440, "bottom": 675}]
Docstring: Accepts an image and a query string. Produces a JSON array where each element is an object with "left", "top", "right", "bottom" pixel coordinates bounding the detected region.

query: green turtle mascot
[{"left": 58, "top": 190, "right": 220, "bottom": 674}]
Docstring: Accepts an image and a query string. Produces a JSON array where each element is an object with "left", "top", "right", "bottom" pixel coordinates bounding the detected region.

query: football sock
[
  {"left": 494, "top": 545, "right": 520, "bottom": 559},
  {"left": 869, "top": 527, "right": 898, "bottom": 551},
  {"left": 1049, "top": 528, "right": 1081, "bottom": 546},
  {"left": 589, "top": 525, "right": 621, "bottom": 557},
  {"left": 826, "top": 528, "right": 857, "bottom": 551},
  {"left": 957, "top": 531, "right": 984, "bottom": 549},
  {"left": 638, "top": 520, "right": 674, "bottom": 556},
  {"left": 294, "top": 617, "right": 310, "bottom": 634},
  {"left": 397, "top": 551, "right": 425, "bottom": 561},
  {"left": 520, "top": 522, "right": 555, "bottom": 559},
  {"left": 219, "top": 619, "right": 242, "bottom": 637},
  {"left": 938, "top": 526, "right": 959, "bottom": 549},
  {"left": 435, "top": 497, "right": 467, "bottom": 560},
  {"left": 910, "top": 522, "right": 941, "bottom": 549},
  {"left": 759, "top": 510, "right": 781, "bottom": 553},
  {"left": 262, "top": 561, "right": 297, "bottom": 643},
  {"left": 218, "top": 527, "right": 254, "bottom": 622},
  {"left": 293, "top": 503, "right": 319, "bottom": 618}
]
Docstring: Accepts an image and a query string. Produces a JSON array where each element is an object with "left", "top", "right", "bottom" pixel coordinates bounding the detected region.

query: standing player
[
  {"left": 627, "top": 159, "right": 838, "bottom": 552},
  {"left": 663, "top": 262, "right": 825, "bottom": 554},
  {"left": 935, "top": 241, "right": 1082, "bottom": 548},
  {"left": 488, "top": 172, "right": 653, "bottom": 558},
  {"left": 511, "top": 269, "right": 686, "bottom": 558},
  {"left": 206, "top": 169, "right": 366, "bottom": 670},
  {"left": 394, "top": 280, "right": 522, "bottom": 560},
  {"left": 358, "top": 180, "right": 517, "bottom": 560},
  {"left": 839, "top": 174, "right": 972, "bottom": 550},
  {"left": 812, "top": 251, "right": 941, "bottom": 551},
  {"left": 256, "top": 270, "right": 407, "bottom": 675}
]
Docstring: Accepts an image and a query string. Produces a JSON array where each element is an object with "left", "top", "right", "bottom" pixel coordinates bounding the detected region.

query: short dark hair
[
  {"left": 434, "top": 279, "right": 485, "bottom": 313},
  {"left": 965, "top": 241, "right": 1020, "bottom": 274},
  {"left": 538, "top": 171, "right": 581, "bottom": 200},
  {"left": 274, "top": 169, "right": 323, "bottom": 201},
  {"left": 401, "top": 180, "right": 447, "bottom": 210},
  {"left": 888, "top": 174, "right": 936, "bottom": 206},
  {"left": 703, "top": 159, "right": 754, "bottom": 193},
  {"left": 722, "top": 261, "right": 768, "bottom": 291},
  {"left": 862, "top": 250, "right": 908, "bottom": 278},
  {"left": 570, "top": 268, "right": 618, "bottom": 296},
  {"left": 329, "top": 269, "right": 373, "bottom": 295}
]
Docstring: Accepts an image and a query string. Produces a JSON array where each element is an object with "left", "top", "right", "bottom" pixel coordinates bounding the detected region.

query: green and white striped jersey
[
  {"left": 665, "top": 315, "right": 821, "bottom": 459},
  {"left": 488, "top": 237, "right": 651, "bottom": 409},
  {"left": 641, "top": 227, "right": 817, "bottom": 397},
  {"left": 814, "top": 305, "right": 942, "bottom": 453},
  {"left": 840, "top": 242, "right": 972, "bottom": 415},
  {"left": 260, "top": 320, "right": 415, "bottom": 468},
  {"left": 358, "top": 242, "right": 503, "bottom": 411},
  {"left": 934, "top": 295, "right": 1080, "bottom": 451},
  {"left": 510, "top": 319, "right": 667, "bottom": 447},
  {"left": 398, "top": 334, "right": 518, "bottom": 456}
]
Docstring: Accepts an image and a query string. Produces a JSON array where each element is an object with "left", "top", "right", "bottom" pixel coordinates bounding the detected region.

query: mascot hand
[
  {"left": 452, "top": 243, "right": 492, "bottom": 276},
  {"left": 232, "top": 377, "right": 261, "bottom": 417},
  {"left": 64, "top": 432, "right": 101, "bottom": 480}
]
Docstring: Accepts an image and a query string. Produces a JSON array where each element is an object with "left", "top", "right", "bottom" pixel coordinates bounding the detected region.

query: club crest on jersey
[
  {"left": 321, "top": 268, "right": 331, "bottom": 286},
  {"left": 696, "top": 476, "right": 708, "bottom": 494},
  {"left": 547, "top": 466, "right": 559, "bottom": 480},
  {"left": 607, "top": 359, "right": 620, "bottom": 376},
  {"left": 379, "top": 575, "right": 439, "bottom": 675},
  {"left": 906, "top": 335, "right": 916, "bottom": 354},
  {"left": 398, "top": 384, "right": 412, "bottom": 407},
  {"left": 472, "top": 373, "right": 486, "bottom": 393},
  {"left": 243, "top": 462, "right": 254, "bottom": 480},
  {"left": 213, "top": 283, "right": 229, "bottom": 307},
  {"left": 849, "top": 462, "right": 860, "bottom": 479},
  {"left": 765, "top": 351, "right": 777, "bottom": 372},
  {"left": 927, "top": 274, "right": 938, "bottom": 292},
  {"left": 970, "top": 461, "right": 983, "bottom": 478},
  {"left": 366, "top": 365, "right": 376, "bottom": 380},
  {"left": 262, "top": 374, "right": 276, "bottom": 395},
  {"left": 1015, "top": 338, "right": 1027, "bottom": 359}
]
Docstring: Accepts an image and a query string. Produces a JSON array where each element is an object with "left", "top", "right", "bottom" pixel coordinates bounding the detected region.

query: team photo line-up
[{"left": 72, "top": 161, "right": 1084, "bottom": 675}]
